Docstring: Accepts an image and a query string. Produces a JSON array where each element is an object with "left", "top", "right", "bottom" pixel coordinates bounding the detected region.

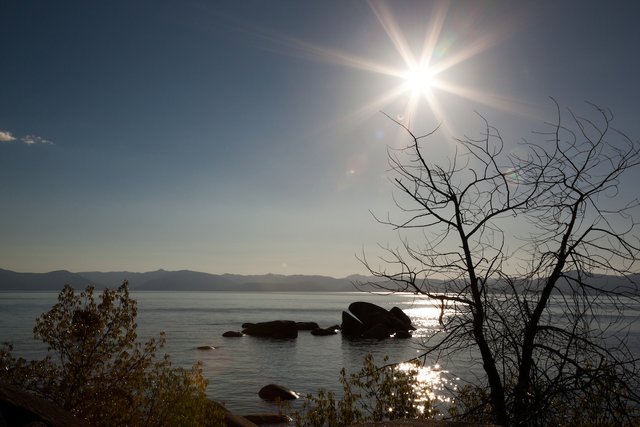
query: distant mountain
[
  {"left": 0, "top": 268, "right": 364, "bottom": 292},
  {"left": 0, "top": 269, "right": 92, "bottom": 291},
  {"left": 1, "top": 268, "right": 636, "bottom": 294}
]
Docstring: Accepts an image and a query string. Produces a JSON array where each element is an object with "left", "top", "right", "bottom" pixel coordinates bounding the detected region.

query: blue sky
[{"left": 2, "top": 0, "right": 639, "bottom": 277}]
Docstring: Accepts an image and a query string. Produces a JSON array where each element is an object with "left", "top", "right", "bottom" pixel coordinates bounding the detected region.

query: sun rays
[
  {"left": 249, "top": 1, "right": 532, "bottom": 135},
  {"left": 222, "top": 1, "right": 537, "bottom": 139}
]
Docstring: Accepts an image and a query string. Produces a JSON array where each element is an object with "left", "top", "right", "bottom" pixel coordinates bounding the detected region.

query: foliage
[
  {"left": 0, "top": 282, "right": 225, "bottom": 426},
  {"left": 285, "top": 354, "right": 436, "bottom": 426},
  {"left": 360, "top": 101, "right": 640, "bottom": 425}
]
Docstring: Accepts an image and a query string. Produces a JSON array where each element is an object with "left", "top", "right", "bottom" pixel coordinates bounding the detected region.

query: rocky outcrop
[
  {"left": 361, "top": 322, "right": 395, "bottom": 339},
  {"left": 258, "top": 384, "right": 299, "bottom": 401},
  {"left": 390, "top": 306, "right": 413, "bottom": 328},
  {"left": 341, "top": 302, "right": 415, "bottom": 339},
  {"left": 341, "top": 311, "right": 366, "bottom": 338},
  {"left": 242, "top": 320, "right": 298, "bottom": 339},
  {"left": 222, "top": 331, "right": 243, "bottom": 337}
]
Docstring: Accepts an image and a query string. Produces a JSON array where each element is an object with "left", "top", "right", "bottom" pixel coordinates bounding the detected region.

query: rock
[
  {"left": 196, "top": 345, "right": 216, "bottom": 350},
  {"left": 361, "top": 323, "right": 394, "bottom": 339},
  {"left": 0, "top": 381, "right": 88, "bottom": 426},
  {"left": 241, "top": 322, "right": 255, "bottom": 329},
  {"left": 258, "top": 384, "right": 299, "bottom": 401},
  {"left": 341, "top": 311, "right": 365, "bottom": 338},
  {"left": 225, "top": 414, "right": 258, "bottom": 427},
  {"left": 327, "top": 324, "right": 341, "bottom": 331},
  {"left": 211, "top": 401, "right": 258, "bottom": 427},
  {"left": 342, "top": 302, "right": 416, "bottom": 339},
  {"left": 349, "top": 301, "right": 412, "bottom": 333},
  {"left": 223, "top": 331, "right": 243, "bottom": 337},
  {"left": 295, "top": 321, "right": 320, "bottom": 330},
  {"left": 394, "top": 330, "right": 413, "bottom": 338},
  {"left": 311, "top": 327, "right": 338, "bottom": 336},
  {"left": 242, "top": 413, "right": 292, "bottom": 424},
  {"left": 390, "top": 306, "right": 415, "bottom": 330},
  {"left": 242, "top": 320, "right": 298, "bottom": 339},
  {"left": 349, "top": 301, "right": 390, "bottom": 327}
]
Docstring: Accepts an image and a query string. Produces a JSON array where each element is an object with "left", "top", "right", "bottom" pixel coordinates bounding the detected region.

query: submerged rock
[
  {"left": 258, "top": 384, "right": 299, "bottom": 401},
  {"left": 196, "top": 345, "right": 216, "bottom": 350},
  {"left": 222, "top": 331, "right": 243, "bottom": 337}
]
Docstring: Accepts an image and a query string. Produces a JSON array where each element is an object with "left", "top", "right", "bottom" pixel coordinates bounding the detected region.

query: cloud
[
  {"left": 0, "top": 130, "right": 16, "bottom": 142},
  {"left": 0, "top": 129, "right": 53, "bottom": 146},
  {"left": 21, "top": 135, "right": 54, "bottom": 145}
]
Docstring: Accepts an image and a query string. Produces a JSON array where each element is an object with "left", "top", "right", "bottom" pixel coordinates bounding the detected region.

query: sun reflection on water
[{"left": 396, "top": 361, "right": 456, "bottom": 415}]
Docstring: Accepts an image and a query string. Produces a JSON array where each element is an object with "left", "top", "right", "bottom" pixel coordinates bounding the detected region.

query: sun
[
  {"left": 243, "top": 1, "right": 525, "bottom": 131},
  {"left": 404, "top": 64, "right": 434, "bottom": 96}
]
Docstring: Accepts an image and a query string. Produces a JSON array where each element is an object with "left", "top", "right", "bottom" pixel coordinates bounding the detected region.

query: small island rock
[
  {"left": 258, "top": 384, "right": 299, "bottom": 401},
  {"left": 341, "top": 311, "right": 365, "bottom": 338},
  {"left": 311, "top": 327, "right": 338, "bottom": 336},
  {"left": 242, "top": 320, "right": 298, "bottom": 339}
]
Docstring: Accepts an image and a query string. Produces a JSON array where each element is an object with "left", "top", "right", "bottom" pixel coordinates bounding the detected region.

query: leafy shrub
[
  {"left": 285, "top": 354, "right": 437, "bottom": 426},
  {"left": 0, "top": 282, "right": 225, "bottom": 426}
]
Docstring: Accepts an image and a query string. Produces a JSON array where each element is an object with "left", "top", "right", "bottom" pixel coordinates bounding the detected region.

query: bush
[
  {"left": 0, "top": 282, "right": 225, "bottom": 426},
  {"left": 285, "top": 354, "right": 437, "bottom": 426}
]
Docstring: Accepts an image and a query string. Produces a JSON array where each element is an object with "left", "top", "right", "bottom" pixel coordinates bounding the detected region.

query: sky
[{"left": 2, "top": 0, "right": 640, "bottom": 278}]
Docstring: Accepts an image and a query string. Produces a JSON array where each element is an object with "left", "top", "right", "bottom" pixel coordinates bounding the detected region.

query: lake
[{"left": 1, "top": 291, "right": 639, "bottom": 415}]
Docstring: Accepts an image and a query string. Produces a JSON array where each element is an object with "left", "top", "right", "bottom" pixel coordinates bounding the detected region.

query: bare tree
[{"left": 360, "top": 100, "right": 640, "bottom": 426}]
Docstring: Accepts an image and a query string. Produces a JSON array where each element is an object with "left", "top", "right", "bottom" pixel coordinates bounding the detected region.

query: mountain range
[
  {"left": 0, "top": 268, "right": 636, "bottom": 294},
  {"left": 0, "top": 268, "right": 373, "bottom": 292}
]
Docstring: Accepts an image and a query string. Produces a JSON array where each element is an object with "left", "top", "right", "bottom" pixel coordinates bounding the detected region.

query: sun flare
[
  {"left": 242, "top": 1, "right": 528, "bottom": 133},
  {"left": 404, "top": 65, "right": 434, "bottom": 96}
]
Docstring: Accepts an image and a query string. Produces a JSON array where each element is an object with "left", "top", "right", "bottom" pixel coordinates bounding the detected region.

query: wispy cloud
[
  {"left": 21, "top": 135, "right": 53, "bottom": 145},
  {"left": 0, "top": 130, "right": 16, "bottom": 142},
  {"left": 0, "top": 129, "right": 54, "bottom": 145}
]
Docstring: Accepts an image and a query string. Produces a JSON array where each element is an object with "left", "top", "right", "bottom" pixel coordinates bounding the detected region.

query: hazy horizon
[{"left": 2, "top": 1, "right": 640, "bottom": 277}]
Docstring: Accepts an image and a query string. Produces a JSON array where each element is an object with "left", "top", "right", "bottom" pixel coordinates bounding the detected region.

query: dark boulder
[
  {"left": 223, "top": 331, "right": 243, "bottom": 337},
  {"left": 295, "top": 321, "right": 320, "bottom": 331},
  {"left": 361, "top": 323, "right": 394, "bottom": 339},
  {"left": 341, "top": 311, "right": 365, "bottom": 338},
  {"left": 311, "top": 327, "right": 338, "bottom": 336},
  {"left": 342, "top": 301, "right": 416, "bottom": 339},
  {"left": 241, "top": 322, "right": 255, "bottom": 329},
  {"left": 394, "top": 330, "right": 413, "bottom": 338},
  {"left": 242, "top": 320, "right": 298, "bottom": 339},
  {"left": 349, "top": 301, "right": 412, "bottom": 333},
  {"left": 258, "top": 384, "right": 299, "bottom": 401},
  {"left": 349, "top": 301, "right": 390, "bottom": 327},
  {"left": 390, "top": 306, "right": 415, "bottom": 330}
]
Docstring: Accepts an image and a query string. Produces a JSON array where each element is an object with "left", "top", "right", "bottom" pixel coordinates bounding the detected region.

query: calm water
[{"left": 1, "top": 291, "right": 639, "bottom": 415}]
